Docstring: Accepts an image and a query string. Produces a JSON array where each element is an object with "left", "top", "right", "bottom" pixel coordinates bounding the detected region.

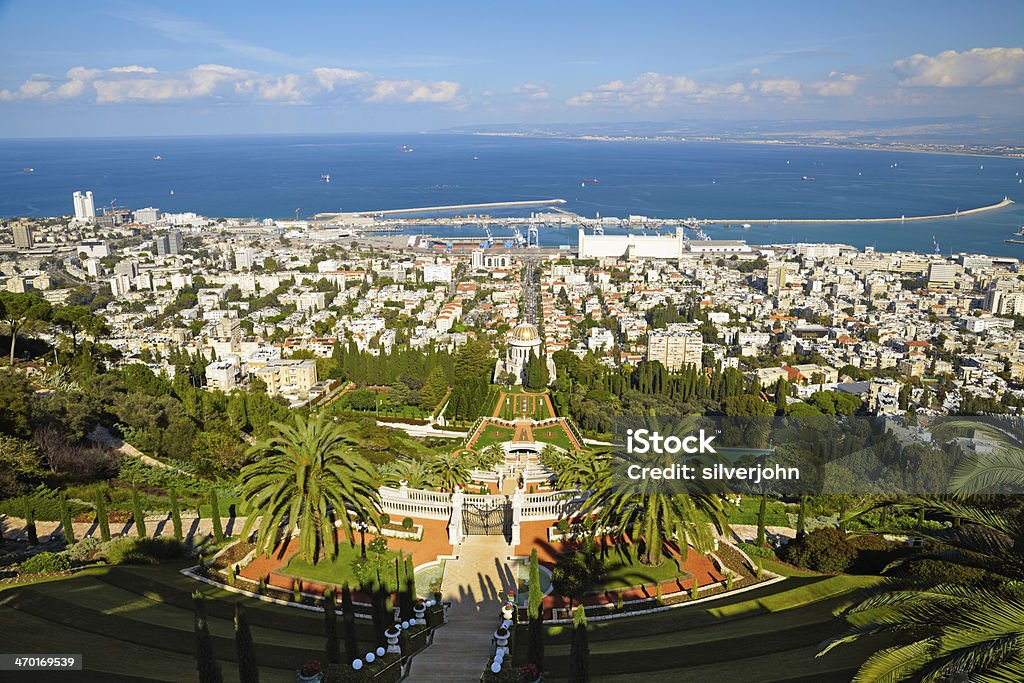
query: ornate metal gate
[{"left": 462, "top": 500, "right": 512, "bottom": 541}]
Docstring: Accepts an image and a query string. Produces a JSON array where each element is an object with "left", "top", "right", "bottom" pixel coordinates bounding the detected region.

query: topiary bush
[
  {"left": 380, "top": 513, "right": 391, "bottom": 526},
  {"left": 20, "top": 551, "right": 72, "bottom": 574},
  {"left": 780, "top": 528, "right": 856, "bottom": 574},
  {"left": 402, "top": 517, "right": 415, "bottom": 530}
]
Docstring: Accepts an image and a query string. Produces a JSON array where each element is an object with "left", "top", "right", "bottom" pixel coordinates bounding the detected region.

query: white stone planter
[{"left": 385, "top": 626, "right": 402, "bottom": 654}]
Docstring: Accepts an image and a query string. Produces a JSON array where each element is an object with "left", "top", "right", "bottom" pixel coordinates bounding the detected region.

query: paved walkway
[
  {"left": 0, "top": 514, "right": 246, "bottom": 544},
  {"left": 409, "top": 536, "right": 515, "bottom": 682}
]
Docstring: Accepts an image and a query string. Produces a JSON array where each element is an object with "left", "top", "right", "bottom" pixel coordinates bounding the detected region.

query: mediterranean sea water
[{"left": 2, "top": 134, "right": 1023, "bottom": 256}]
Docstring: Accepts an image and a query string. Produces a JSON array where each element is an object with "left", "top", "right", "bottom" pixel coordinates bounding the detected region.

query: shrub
[
  {"left": 102, "top": 536, "right": 184, "bottom": 565},
  {"left": 846, "top": 534, "right": 901, "bottom": 574},
  {"left": 739, "top": 541, "right": 777, "bottom": 560},
  {"left": 65, "top": 536, "right": 102, "bottom": 561},
  {"left": 380, "top": 513, "right": 391, "bottom": 526},
  {"left": 555, "top": 520, "right": 570, "bottom": 533},
  {"left": 20, "top": 551, "right": 72, "bottom": 574},
  {"left": 781, "top": 528, "right": 857, "bottom": 574},
  {"left": 898, "top": 558, "right": 986, "bottom": 584},
  {"left": 402, "top": 517, "right": 415, "bottom": 530}
]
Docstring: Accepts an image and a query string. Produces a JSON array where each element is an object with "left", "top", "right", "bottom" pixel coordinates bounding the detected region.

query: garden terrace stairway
[{"left": 408, "top": 536, "right": 515, "bottom": 681}]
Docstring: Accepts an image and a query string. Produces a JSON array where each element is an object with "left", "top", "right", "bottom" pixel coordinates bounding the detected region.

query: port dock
[
  {"left": 315, "top": 199, "right": 566, "bottom": 220},
  {"left": 701, "top": 197, "right": 1014, "bottom": 225}
]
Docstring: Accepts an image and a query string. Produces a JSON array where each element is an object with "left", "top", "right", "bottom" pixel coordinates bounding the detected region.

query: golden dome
[{"left": 510, "top": 322, "right": 540, "bottom": 343}]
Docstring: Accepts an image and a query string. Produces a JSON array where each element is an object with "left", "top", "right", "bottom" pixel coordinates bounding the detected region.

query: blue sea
[{"left": 2, "top": 134, "right": 1023, "bottom": 256}]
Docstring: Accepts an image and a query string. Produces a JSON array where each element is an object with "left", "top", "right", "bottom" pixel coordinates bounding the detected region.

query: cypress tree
[
  {"left": 95, "top": 488, "right": 111, "bottom": 542},
  {"left": 210, "top": 490, "right": 224, "bottom": 543},
  {"left": 527, "top": 548, "right": 545, "bottom": 670},
  {"left": 24, "top": 499, "right": 37, "bottom": 545},
  {"left": 58, "top": 491, "right": 76, "bottom": 545},
  {"left": 169, "top": 488, "right": 183, "bottom": 542},
  {"left": 568, "top": 605, "right": 589, "bottom": 683},
  {"left": 324, "top": 588, "right": 341, "bottom": 665},
  {"left": 796, "top": 496, "right": 807, "bottom": 542},
  {"left": 131, "top": 488, "right": 147, "bottom": 538},
  {"left": 234, "top": 602, "right": 259, "bottom": 683},
  {"left": 756, "top": 495, "right": 767, "bottom": 547},
  {"left": 341, "top": 584, "right": 359, "bottom": 663},
  {"left": 371, "top": 588, "right": 388, "bottom": 649},
  {"left": 194, "top": 592, "right": 224, "bottom": 683}
]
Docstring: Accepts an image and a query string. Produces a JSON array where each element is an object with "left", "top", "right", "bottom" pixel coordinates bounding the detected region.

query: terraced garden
[
  {"left": 0, "top": 562, "right": 376, "bottom": 682},
  {"left": 512, "top": 575, "right": 884, "bottom": 682}
]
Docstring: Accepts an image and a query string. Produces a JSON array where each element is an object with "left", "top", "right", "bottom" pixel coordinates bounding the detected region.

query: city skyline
[{"left": 0, "top": 1, "right": 1023, "bottom": 137}]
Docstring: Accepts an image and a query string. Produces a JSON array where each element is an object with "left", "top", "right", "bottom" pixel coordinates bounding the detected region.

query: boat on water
[
  {"left": 742, "top": 223, "right": 751, "bottom": 229},
  {"left": 399, "top": 145, "right": 414, "bottom": 153},
  {"left": 1013, "top": 226, "right": 1024, "bottom": 237},
  {"left": 581, "top": 178, "right": 599, "bottom": 183},
  {"left": 153, "top": 155, "right": 162, "bottom": 161},
  {"left": 802, "top": 176, "right": 814, "bottom": 181},
  {"left": 22, "top": 167, "right": 34, "bottom": 173},
  {"left": 322, "top": 173, "right": 331, "bottom": 183}
]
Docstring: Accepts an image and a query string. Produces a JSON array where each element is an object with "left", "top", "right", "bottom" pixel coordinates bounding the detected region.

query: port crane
[
  {"left": 512, "top": 227, "right": 525, "bottom": 248},
  {"left": 527, "top": 225, "right": 539, "bottom": 248}
]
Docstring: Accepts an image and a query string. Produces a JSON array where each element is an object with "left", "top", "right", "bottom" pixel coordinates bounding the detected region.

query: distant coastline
[{"left": 461, "top": 131, "right": 1024, "bottom": 160}]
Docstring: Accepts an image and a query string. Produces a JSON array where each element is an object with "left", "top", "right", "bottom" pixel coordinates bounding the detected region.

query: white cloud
[
  {"left": 0, "top": 64, "right": 462, "bottom": 107},
  {"left": 369, "top": 79, "right": 461, "bottom": 103},
  {"left": 513, "top": 82, "right": 550, "bottom": 100},
  {"left": 312, "top": 67, "right": 371, "bottom": 91},
  {"left": 108, "top": 66, "right": 158, "bottom": 74},
  {"left": 568, "top": 72, "right": 713, "bottom": 107},
  {"left": 812, "top": 71, "right": 863, "bottom": 97},
  {"left": 893, "top": 47, "right": 1024, "bottom": 87},
  {"left": 750, "top": 78, "right": 802, "bottom": 98}
]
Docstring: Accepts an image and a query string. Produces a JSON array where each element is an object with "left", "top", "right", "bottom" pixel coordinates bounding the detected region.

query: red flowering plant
[{"left": 300, "top": 659, "right": 322, "bottom": 676}]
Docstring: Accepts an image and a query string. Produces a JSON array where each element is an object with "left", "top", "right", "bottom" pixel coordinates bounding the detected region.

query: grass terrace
[
  {"left": 532, "top": 422, "right": 577, "bottom": 452},
  {"left": 0, "top": 562, "right": 377, "bottom": 682},
  {"left": 513, "top": 574, "right": 883, "bottom": 682},
  {"left": 280, "top": 543, "right": 415, "bottom": 594}
]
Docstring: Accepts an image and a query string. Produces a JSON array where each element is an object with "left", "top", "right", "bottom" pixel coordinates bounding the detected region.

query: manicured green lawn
[
  {"left": 579, "top": 547, "right": 689, "bottom": 591},
  {"left": 281, "top": 542, "right": 414, "bottom": 593},
  {"left": 0, "top": 562, "right": 377, "bottom": 682},
  {"left": 532, "top": 423, "right": 575, "bottom": 451},
  {"left": 516, "top": 575, "right": 885, "bottom": 682},
  {"left": 725, "top": 496, "right": 791, "bottom": 526},
  {"left": 472, "top": 423, "right": 516, "bottom": 450}
]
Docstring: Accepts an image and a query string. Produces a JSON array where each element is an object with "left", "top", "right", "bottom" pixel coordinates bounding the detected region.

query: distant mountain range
[{"left": 437, "top": 116, "right": 1024, "bottom": 148}]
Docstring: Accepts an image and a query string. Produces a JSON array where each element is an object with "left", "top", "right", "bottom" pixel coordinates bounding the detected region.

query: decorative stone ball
[
  {"left": 402, "top": 621, "right": 410, "bottom": 629},
  {"left": 366, "top": 652, "right": 376, "bottom": 663},
  {"left": 491, "top": 662, "right": 502, "bottom": 673},
  {"left": 494, "top": 652, "right": 504, "bottom": 663},
  {"left": 352, "top": 659, "right": 363, "bottom": 670},
  {"left": 376, "top": 647, "right": 385, "bottom": 657}
]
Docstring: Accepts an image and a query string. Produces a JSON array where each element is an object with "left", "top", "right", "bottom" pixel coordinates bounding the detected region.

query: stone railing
[{"left": 379, "top": 486, "right": 452, "bottom": 520}]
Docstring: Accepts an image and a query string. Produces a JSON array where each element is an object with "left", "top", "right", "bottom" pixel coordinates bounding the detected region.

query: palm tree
[
  {"left": 931, "top": 416, "right": 1024, "bottom": 495},
  {"left": 428, "top": 455, "right": 471, "bottom": 492},
  {"left": 381, "top": 458, "right": 436, "bottom": 490},
  {"left": 582, "top": 447, "right": 727, "bottom": 566},
  {"left": 240, "top": 415, "right": 380, "bottom": 564},
  {"left": 821, "top": 497, "right": 1024, "bottom": 681},
  {"left": 479, "top": 443, "right": 506, "bottom": 470},
  {"left": 555, "top": 450, "right": 610, "bottom": 491}
]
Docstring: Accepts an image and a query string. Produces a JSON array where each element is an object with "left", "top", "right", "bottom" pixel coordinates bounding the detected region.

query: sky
[{"left": 0, "top": 0, "right": 1022, "bottom": 137}]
